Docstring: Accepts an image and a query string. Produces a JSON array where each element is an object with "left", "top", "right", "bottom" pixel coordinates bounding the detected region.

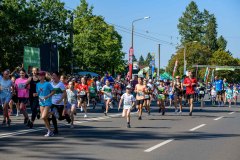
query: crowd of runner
[{"left": 0, "top": 67, "right": 239, "bottom": 137}]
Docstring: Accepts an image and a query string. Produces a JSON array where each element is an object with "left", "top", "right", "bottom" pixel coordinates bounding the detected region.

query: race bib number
[
  {"left": 80, "top": 91, "right": 86, "bottom": 95},
  {"left": 145, "top": 94, "right": 150, "bottom": 99},
  {"left": 158, "top": 94, "right": 165, "bottom": 99},
  {"left": 138, "top": 91, "right": 144, "bottom": 96},
  {"left": 124, "top": 100, "right": 131, "bottom": 106},
  {"left": 18, "top": 83, "right": 26, "bottom": 89},
  {"left": 199, "top": 91, "right": 204, "bottom": 94}
]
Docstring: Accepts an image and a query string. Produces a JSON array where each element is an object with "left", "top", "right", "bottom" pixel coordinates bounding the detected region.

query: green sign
[{"left": 23, "top": 46, "right": 40, "bottom": 71}]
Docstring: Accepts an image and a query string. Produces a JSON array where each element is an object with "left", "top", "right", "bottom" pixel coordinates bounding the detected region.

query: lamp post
[
  {"left": 183, "top": 41, "right": 198, "bottom": 75},
  {"left": 129, "top": 16, "right": 150, "bottom": 80}
]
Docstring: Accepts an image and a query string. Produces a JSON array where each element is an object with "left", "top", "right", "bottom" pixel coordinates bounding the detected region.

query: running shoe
[
  {"left": 24, "top": 118, "right": 28, "bottom": 125},
  {"left": 37, "top": 111, "right": 41, "bottom": 119},
  {"left": 2, "top": 120, "right": 6, "bottom": 126},
  {"left": 44, "top": 131, "right": 54, "bottom": 137},
  {"left": 189, "top": 112, "right": 192, "bottom": 116},
  {"left": 104, "top": 112, "right": 107, "bottom": 116},
  {"left": 138, "top": 116, "right": 142, "bottom": 120},
  {"left": 53, "top": 129, "right": 59, "bottom": 135},
  {"left": 127, "top": 123, "right": 131, "bottom": 128},
  {"left": 162, "top": 111, "right": 165, "bottom": 116},
  {"left": 29, "top": 121, "right": 33, "bottom": 129},
  {"left": 175, "top": 109, "right": 178, "bottom": 114},
  {"left": 84, "top": 114, "right": 87, "bottom": 118},
  {"left": 148, "top": 111, "right": 151, "bottom": 116},
  {"left": 7, "top": 119, "right": 11, "bottom": 127},
  {"left": 178, "top": 111, "right": 182, "bottom": 115}
]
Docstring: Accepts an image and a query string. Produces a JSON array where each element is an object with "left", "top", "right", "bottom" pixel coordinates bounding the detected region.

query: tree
[
  {"left": 217, "top": 35, "right": 227, "bottom": 51},
  {"left": 178, "top": 1, "right": 204, "bottom": 44},
  {"left": 139, "top": 55, "right": 145, "bottom": 66},
  {"left": 203, "top": 10, "right": 218, "bottom": 52},
  {"left": 132, "top": 54, "right": 137, "bottom": 62},
  {"left": 73, "top": 0, "right": 124, "bottom": 75},
  {"left": 144, "top": 52, "right": 152, "bottom": 66}
]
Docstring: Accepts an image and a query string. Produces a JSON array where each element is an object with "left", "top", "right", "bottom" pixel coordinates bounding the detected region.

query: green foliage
[
  {"left": 217, "top": 35, "right": 227, "bottom": 51},
  {"left": 73, "top": 0, "right": 124, "bottom": 75},
  {"left": 144, "top": 52, "right": 152, "bottom": 66},
  {"left": 138, "top": 55, "right": 145, "bottom": 66}
]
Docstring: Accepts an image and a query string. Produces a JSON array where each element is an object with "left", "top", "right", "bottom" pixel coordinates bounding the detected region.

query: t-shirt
[
  {"left": 102, "top": 85, "right": 113, "bottom": 98},
  {"left": 36, "top": 81, "right": 53, "bottom": 106},
  {"left": 0, "top": 79, "right": 12, "bottom": 98},
  {"left": 29, "top": 77, "right": 40, "bottom": 98},
  {"left": 66, "top": 89, "right": 78, "bottom": 104},
  {"left": 89, "top": 86, "right": 97, "bottom": 97},
  {"left": 215, "top": 80, "right": 223, "bottom": 91},
  {"left": 121, "top": 93, "right": 135, "bottom": 107},
  {"left": 51, "top": 81, "right": 66, "bottom": 105},
  {"left": 183, "top": 77, "right": 197, "bottom": 95},
  {"left": 15, "top": 78, "right": 29, "bottom": 98},
  {"left": 77, "top": 84, "right": 89, "bottom": 96},
  {"left": 135, "top": 84, "right": 145, "bottom": 100}
]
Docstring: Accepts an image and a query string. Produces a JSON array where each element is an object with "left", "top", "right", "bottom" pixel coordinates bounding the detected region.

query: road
[{"left": 0, "top": 98, "right": 240, "bottom": 160}]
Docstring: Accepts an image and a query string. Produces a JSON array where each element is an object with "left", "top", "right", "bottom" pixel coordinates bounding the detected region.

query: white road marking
[
  {"left": 144, "top": 139, "right": 174, "bottom": 152},
  {"left": 189, "top": 124, "right": 206, "bottom": 131},
  {"left": 228, "top": 112, "right": 235, "bottom": 115},
  {"left": 0, "top": 113, "right": 122, "bottom": 138},
  {"left": 214, "top": 116, "right": 224, "bottom": 121}
]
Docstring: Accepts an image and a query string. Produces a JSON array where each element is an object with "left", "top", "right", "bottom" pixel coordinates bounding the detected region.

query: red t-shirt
[
  {"left": 77, "top": 84, "right": 89, "bottom": 96},
  {"left": 183, "top": 77, "right": 197, "bottom": 94}
]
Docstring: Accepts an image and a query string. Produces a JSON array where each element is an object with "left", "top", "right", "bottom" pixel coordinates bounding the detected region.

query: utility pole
[
  {"left": 158, "top": 44, "right": 160, "bottom": 78},
  {"left": 70, "top": 13, "right": 74, "bottom": 74}
]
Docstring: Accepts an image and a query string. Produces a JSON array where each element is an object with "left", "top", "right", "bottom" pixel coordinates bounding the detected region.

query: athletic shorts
[
  {"left": 136, "top": 99, "right": 144, "bottom": 105},
  {"left": 18, "top": 97, "right": 29, "bottom": 104},
  {"left": 11, "top": 95, "right": 18, "bottom": 103},
  {"left": 123, "top": 105, "right": 132, "bottom": 110},
  {"left": 169, "top": 94, "right": 174, "bottom": 100},
  {"left": 186, "top": 94, "right": 194, "bottom": 99},
  {"left": 79, "top": 96, "right": 87, "bottom": 103},
  {"left": 217, "top": 91, "right": 223, "bottom": 95}
]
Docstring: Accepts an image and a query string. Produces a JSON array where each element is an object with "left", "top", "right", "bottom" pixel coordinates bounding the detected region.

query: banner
[
  {"left": 128, "top": 47, "right": 134, "bottom": 80},
  {"left": 23, "top": 46, "right": 40, "bottom": 72},
  {"left": 203, "top": 67, "right": 209, "bottom": 83},
  {"left": 151, "top": 53, "right": 155, "bottom": 79},
  {"left": 172, "top": 60, "right": 178, "bottom": 78},
  {"left": 211, "top": 69, "right": 215, "bottom": 83}
]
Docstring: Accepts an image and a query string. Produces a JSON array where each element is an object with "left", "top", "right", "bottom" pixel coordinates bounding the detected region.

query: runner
[
  {"left": 173, "top": 76, "right": 183, "bottom": 115},
  {"left": 225, "top": 84, "right": 233, "bottom": 108},
  {"left": 233, "top": 86, "right": 238, "bottom": 105},
  {"left": 89, "top": 82, "right": 97, "bottom": 109},
  {"left": 211, "top": 86, "right": 217, "bottom": 105},
  {"left": 143, "top": 79, "right": 151, "bottom": 115},
  {"left": 26, "top": 67, "right": 40, "bottom": 128},
  {"left": 50, "top": 71, "right": 71, "bottom": 134},
  {"left": 15, "top": 69, "right": 31, "bottom": 125},
  {"left": 9, "top": 76, "right": 19, "bottom": 116},
  {"left": 198, "top": 79, "right": 206, "bottom": 110},
  {"left": 183, "top": 71, "right": 197, "bottom": 116},
  {"left": 134, "top": 77, "right": 146, "bottom": 120},
  {"left": 36, "top": 71, "right": 55, "bottom": 137},
  {"left": 223, "top": 78, "right": 228, "bottom": 105},
  {"left": 76, "top": 77, "right": 89, "bottom": 118},
  {"left": 156, "top": 80, "right": 166, "bottom": 115},
  {"left": 66, "top": 81, "right": 78, "bottom": 128},
  {"left": 0, "top": 70, "right": 13, "bottom": 127},
  {"left": 102, "top": 79, "right": 113, "bottom": 116},
  {"left": 118, "top": 85, "right": 135, "bottom": 128},
  {"left": 214, "top": 76, "right": 224, "bottom": 106}
]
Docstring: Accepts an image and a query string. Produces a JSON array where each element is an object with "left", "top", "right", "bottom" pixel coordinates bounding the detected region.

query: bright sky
[{"left": 62, "top": 0, "right": 240, "bottom": 69}]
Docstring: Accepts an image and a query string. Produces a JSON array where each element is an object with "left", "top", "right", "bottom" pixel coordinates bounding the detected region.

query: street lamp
[
  {"left": 183, "top": 41, "right": 198, "bottom": 75},
  {"left": 129, "top": 16, "right": 150, "bottom": 80}
]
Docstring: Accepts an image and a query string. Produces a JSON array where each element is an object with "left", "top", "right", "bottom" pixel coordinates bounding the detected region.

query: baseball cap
[
  {"left": 38, "top": 71, "right": 46, "bottom": 76},
  {"left": 126, "top": 85, "right": 132, "bottom": 89}
]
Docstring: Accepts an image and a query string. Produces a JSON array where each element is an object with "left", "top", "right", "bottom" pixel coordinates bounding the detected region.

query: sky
[{"left": 61, "top": 0, "right": 240, "bottom": 69}]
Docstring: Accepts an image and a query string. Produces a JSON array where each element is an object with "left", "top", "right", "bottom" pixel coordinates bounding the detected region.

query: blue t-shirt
[
  {"left": 215, "top": 80, "right": 223, "bottom": 91},
  {"left": 36, "top": 81, "right": 53, "bottom": 106}
]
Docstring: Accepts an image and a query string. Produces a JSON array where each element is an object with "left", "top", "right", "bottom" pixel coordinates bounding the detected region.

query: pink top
[{"left": 15, "top": 78, "right": 29, "bottom": 98}]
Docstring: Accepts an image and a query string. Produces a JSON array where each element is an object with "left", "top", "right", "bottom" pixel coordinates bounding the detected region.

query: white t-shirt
[
  {"left": 51, "top": 81, "right": 66, "bottom": 105},
  {"left": 121, "top": 93, "right": 135, "bottom": 109}
]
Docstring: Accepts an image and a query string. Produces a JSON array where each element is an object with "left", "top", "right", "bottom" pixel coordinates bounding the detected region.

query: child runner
[
  {"left": 225, "top": 85, "right": 233, "bottom": 108},
  {"left": 66, "top": 81, "right": 78, "bottom": 128},
  {"left": 102, "top": 79, "right": 113, "bottom": 116},
  {"left": 89, "top": 82, "right": 97, "bottom": 109},
  {"left": 118, "top": 85, "right": 135, "bottom": 128},
  {"left": 211, "top": 86, "right": 217, "bottom": 105},
  {"left": 233, "top": 86, "right": 238, "bottom": 105}
]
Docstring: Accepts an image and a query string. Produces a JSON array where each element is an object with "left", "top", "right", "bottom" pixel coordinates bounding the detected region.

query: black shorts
[
  {"left": 12, "top": 95, "right": 18, "bottom": 103},
  {"left": 186, "top": 94, "right": 194, "bottom": 99},
  {"left": 80, "top": 96, "right": 87, "bottom": 103},
  {"left": 18, "top": 98, "right": 28, "bottom": 104},
  {"left": 217, "top": 91, "right": 223, "bottom": 95},
  {"left": 136, "top": 99, "right": 144, "bottom": 105}
]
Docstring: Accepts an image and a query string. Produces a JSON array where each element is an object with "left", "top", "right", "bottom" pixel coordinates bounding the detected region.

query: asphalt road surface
[{"left": 0, "top": 97, "right": 240, "bottom": 160}]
